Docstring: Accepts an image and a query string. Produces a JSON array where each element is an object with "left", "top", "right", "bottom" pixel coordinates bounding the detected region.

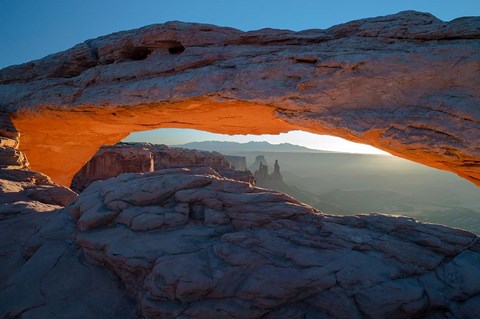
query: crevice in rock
[
  {"left": 293, "top": 57, "right": 318, "bottom": 64},
  {"left": 120, "top": 45, "right": 153, "bottom": 61}
]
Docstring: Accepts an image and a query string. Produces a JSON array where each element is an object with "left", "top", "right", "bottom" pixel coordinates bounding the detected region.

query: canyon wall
[
  {"left": 0, "top": 11, "right": 478, "bottom": 186},
  {"left": 71, "top": 143, "right": 252, "bottom": 192},
  {"left": 151, "top": 144, "right": 231, "bottom": 170},
  {"left": 71, "top": 143, "right": 154, "bottom": 192}
]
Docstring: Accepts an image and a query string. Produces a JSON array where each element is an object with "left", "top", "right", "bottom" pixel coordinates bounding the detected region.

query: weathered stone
[
  {"left": 0, "top": 208, "right": 137, "bottom": 319},
  {"left": 1, "top": 11, "right": 480, "bottom": 319},
  {"left": 0, "top": 12, "right": 478, "bottom": 186},
  {"left": 0, "top": 146, "right": 28, "bottom": 168},
  {"left": 63, "top": 169, "right": 479, "bottom": 319}
]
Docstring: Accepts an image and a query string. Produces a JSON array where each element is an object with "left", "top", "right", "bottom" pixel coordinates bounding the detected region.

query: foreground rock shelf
[
  {"left": 1, "top": 11, "right": 479, "bottom": 186},
  {"left": 2, "top": 167, "right": 478, "bottom": 318}
]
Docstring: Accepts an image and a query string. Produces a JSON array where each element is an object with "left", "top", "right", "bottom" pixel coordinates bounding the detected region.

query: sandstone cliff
[
  {"left": 151, "top": 143, "right": 232, "bottom": 170},
  {"left": 0, "top": 11, "right": 478, "bottom": 186},
  {"left": 71, "top": 143, "right": 154, "bottom": 192},
  {"left": 71, "top": 142, "right": 252, "bottom": 192}
]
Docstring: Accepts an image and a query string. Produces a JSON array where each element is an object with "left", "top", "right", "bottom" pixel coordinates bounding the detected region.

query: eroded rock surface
[
  {"left": 0, "top": 11, "right": 478, "bottom": 186},
  {"left": 66, "top": 168, "right": 480, "bottom": 319}
]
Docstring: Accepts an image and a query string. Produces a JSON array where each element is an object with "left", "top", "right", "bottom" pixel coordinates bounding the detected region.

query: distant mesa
[
  {"left": 178, "top": 141, "right": 331, "bottom": 154},
  {"left": 71, "top": 142, "right": 253, "bottom": 192}
]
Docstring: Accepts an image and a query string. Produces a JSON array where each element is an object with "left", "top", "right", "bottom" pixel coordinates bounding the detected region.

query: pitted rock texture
[
  {"left": 0, "top": 11, "right": 478, "bottom": 186},
  {"left": 67, "top": 168, "right": 480, "bottom": 319},
  {"left": 71, "top": 142, "right": 251, "bottom": 192}
]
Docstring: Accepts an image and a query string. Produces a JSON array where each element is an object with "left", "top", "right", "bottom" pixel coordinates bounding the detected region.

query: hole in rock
[
  {"left": 168, "top": 42, "right": 185, "bottom": 54},
  {"left": 120, "top": 45, "right": 152, "bottom": 61},
  {"left": 70, "top": 128, "right": 480, "bottom": 235}
]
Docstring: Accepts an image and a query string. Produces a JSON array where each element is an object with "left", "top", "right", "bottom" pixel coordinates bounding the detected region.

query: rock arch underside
[
  {"left": 1, "top": 11, "right": 480, "bottom": 319},
  {"left": 1, "top": 11, "right": 480, "bottom": 187}
]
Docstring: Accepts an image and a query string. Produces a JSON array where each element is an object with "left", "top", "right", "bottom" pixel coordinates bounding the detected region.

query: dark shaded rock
[{"left": 65, "top": 168, "right": 479, "bottom": 319}]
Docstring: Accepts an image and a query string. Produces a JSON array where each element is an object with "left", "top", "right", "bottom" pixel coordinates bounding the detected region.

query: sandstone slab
[{"left": 65, "top": 169, "right": 480, "bottom": 319}]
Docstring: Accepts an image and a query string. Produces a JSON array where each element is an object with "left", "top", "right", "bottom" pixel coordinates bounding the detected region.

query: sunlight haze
[{"left": 123, "top": 129, "right": 390, "bottom": 155}]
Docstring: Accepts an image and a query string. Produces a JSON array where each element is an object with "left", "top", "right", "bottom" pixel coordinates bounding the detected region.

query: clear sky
[{"left": 1, "top": 0, "right": 478, "bottom": 154}]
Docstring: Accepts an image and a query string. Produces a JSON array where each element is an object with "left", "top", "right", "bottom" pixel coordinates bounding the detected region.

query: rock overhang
[{"left": 0, "top": 10, "right": 479, "bottom": 186}]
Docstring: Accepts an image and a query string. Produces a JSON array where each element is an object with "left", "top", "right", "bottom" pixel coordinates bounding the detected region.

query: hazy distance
[
  {"left": 123, "top": 130, "right": 480, "bottom": 234},
  {"left": 124, "top": 129, "right": 390, "bottom": 155}
]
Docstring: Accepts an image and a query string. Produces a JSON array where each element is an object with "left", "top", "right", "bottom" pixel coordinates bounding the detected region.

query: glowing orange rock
[{"left": 0, "top": 11, "right": 478, "bottom": 186}]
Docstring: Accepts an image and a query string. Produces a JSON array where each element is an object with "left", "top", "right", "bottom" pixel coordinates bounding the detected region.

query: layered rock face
[
  {"left": 71, "top": 142, "right": 253, "bottom": 192},
  {"left": 65, "top": 168, "right": 480, "bottom": 318},
  {"left": 0, "top": 11, "right": 478, "bottom": 186},
  {"left": 71, "top": 143, "right": 154, "bottom": 192}
]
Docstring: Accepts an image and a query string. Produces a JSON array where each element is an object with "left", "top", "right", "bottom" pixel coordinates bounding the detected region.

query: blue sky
[{"left": 1, "top": 0, "right": 478, "bottom": 153}]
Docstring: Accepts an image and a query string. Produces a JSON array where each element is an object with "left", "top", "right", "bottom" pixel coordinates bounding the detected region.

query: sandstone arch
[{"left": 1, "top": 11, "right": 479, "bottom": 187}]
